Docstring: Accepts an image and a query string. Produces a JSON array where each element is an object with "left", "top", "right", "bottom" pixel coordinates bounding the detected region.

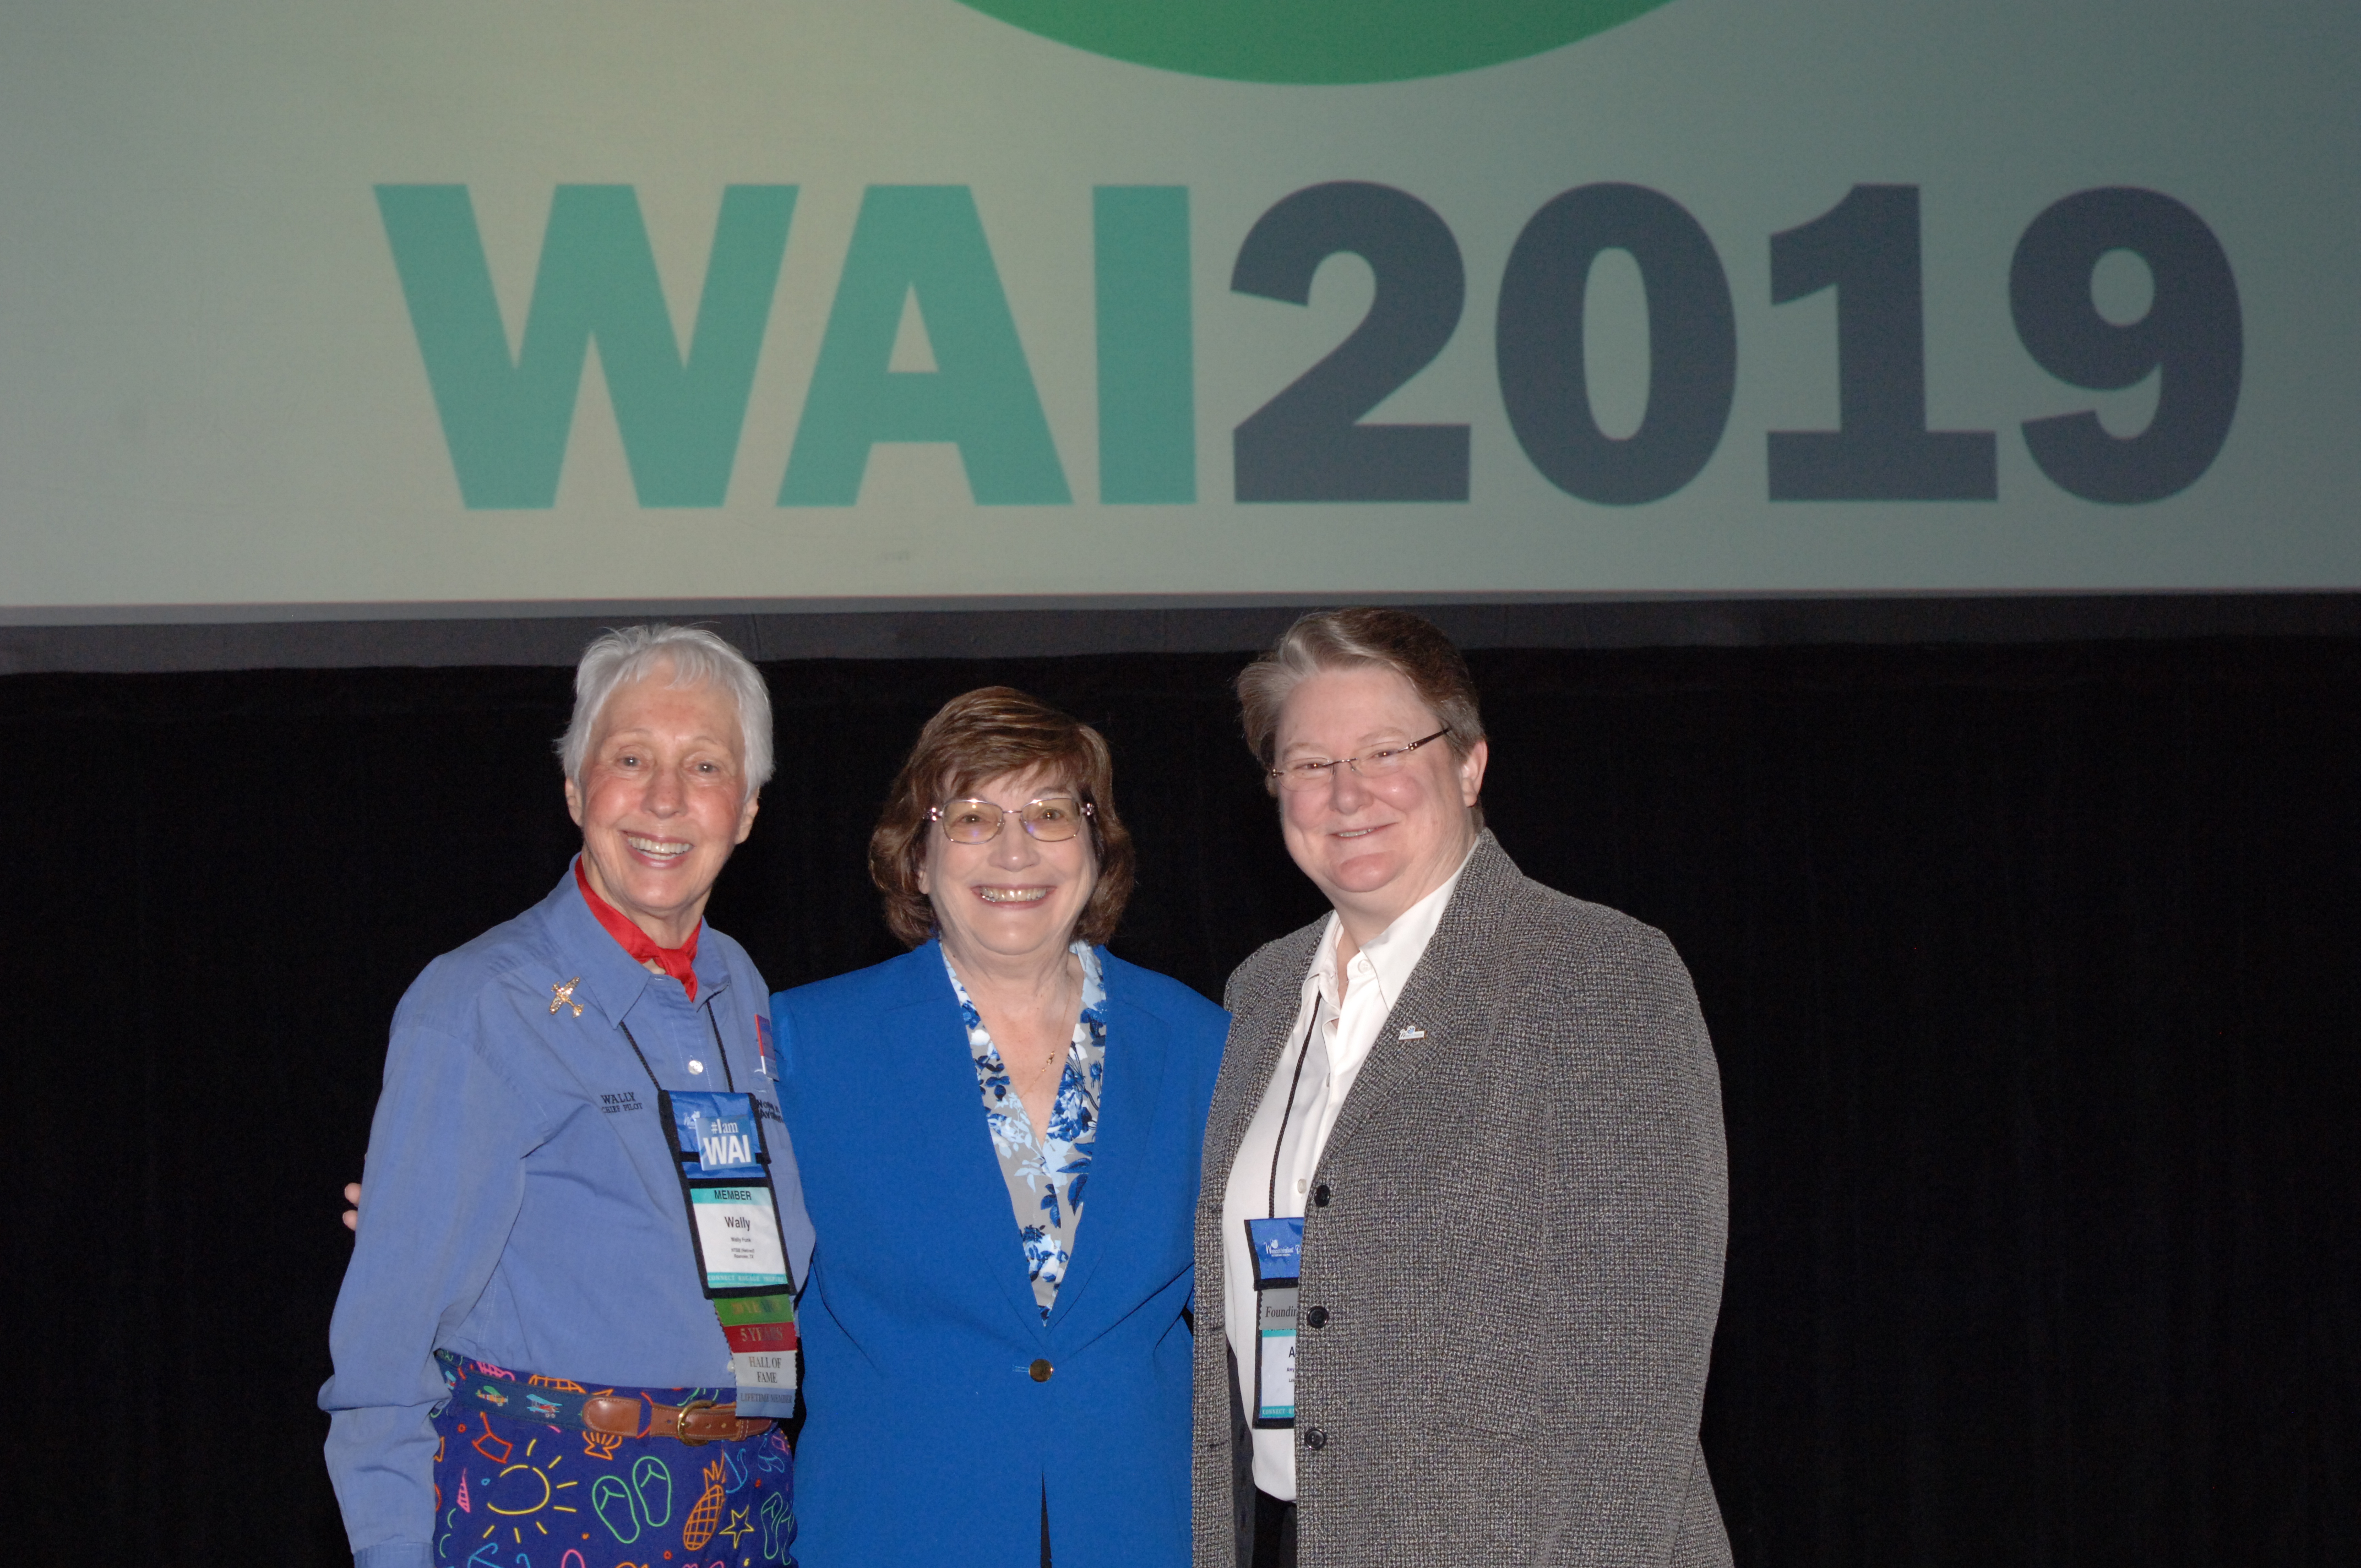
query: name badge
[
  {"left": 1245, "top": 1216, "right": 1303, "bottom": 1428},
  {"left": 688, "top": 1186, "right": 791, "bottom": 1288},
  {"left": 659, "top": 1089, "right": 800, "bottom": 1413}
]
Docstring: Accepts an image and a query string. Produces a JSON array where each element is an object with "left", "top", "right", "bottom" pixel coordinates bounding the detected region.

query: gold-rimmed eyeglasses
[
  {"left": 1267, "top": 728, "right": 1452, "bottom": 792},
  {"left": 929, "top": 795, "right": 1095, "bottom": 843}
]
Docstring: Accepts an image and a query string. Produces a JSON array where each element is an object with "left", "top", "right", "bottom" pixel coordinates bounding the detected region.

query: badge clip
[{"left": 1245, "top": 1216, "right": 1303, "bottom": 1428}]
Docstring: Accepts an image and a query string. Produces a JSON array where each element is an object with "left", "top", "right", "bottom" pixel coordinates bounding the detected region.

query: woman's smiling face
[
  {"left": 919, "top": 767, "right": 1101, "bottom": 966},
  {"left": 1273, "top": 663, "right": 1485, "bottom": 934},
  {"left": 564, "top": 669, "right": 758, "bottom": 947}
]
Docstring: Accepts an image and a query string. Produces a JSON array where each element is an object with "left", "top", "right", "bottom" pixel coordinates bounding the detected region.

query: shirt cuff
[{"left": 355, "top": 1543, "right": 434, "bottom": 1568}]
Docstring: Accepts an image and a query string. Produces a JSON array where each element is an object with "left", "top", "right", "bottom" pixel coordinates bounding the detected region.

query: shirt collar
[
  {"left": 939, "top": 940, "right": 1106, "bottom": 1032},
  {"left": 1309, "top": 840, "right": 1478, "bottom": 1017},
  {"left": 548, "top": 859, "right": 730, "bottom": 1023},
  {"left": 573, "top": 855, "right": 704, "bottom": 1001}
]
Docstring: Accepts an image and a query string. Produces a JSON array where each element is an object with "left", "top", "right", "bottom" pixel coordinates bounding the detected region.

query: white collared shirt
[{"left": 1221, "top": 844, "right": 1474, "bottom": 1498}]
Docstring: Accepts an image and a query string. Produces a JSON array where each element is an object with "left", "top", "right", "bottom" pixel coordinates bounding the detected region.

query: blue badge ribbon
[
  {"left": 667, "top": 1090, "right": 769, "bottom": 1179},
  {"left": 1247, "top": 1215, "right": 1304, "bottom": 1286}
]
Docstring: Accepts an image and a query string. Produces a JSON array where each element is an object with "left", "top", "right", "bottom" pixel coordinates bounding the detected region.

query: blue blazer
[{"left": 771, "top": 941, "right": 1227, "bottom": 1568}]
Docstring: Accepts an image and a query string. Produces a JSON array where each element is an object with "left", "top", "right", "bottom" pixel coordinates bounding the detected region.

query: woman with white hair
[{"left": 322, "top": 624, "right": 811, "bottom": 1568}]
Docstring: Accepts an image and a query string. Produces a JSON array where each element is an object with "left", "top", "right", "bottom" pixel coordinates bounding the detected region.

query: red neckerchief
[{"left": 574, "top": 856, "right": 703, "bottom": 1001}]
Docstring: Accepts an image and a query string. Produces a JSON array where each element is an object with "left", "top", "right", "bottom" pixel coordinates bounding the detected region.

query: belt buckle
[{"left": 674, "top": 1397, "right": 716, "bottom": 1447}]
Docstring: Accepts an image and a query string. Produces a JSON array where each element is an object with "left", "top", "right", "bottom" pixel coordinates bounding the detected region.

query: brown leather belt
[{"left": 579, "top": 1394, "right": 774, "bottom": 1447}]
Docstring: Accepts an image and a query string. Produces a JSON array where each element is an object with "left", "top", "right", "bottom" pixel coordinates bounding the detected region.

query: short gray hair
[
  {"left": 557, "top": 624, "right": 774, "bottom": 794},
  {"left": 1236, "top": 607, "right": 1487, "bottom": 827}
]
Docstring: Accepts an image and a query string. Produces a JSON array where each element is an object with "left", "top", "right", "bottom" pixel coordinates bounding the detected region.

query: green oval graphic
[{"left": 950, "top": 0, "right": 1678, "bottom": 85}]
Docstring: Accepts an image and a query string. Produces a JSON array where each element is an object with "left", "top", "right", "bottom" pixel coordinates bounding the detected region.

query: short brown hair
[
  {"left": 869, "top": 687, "right": 1136, "bottom": 949},
  {"left": 1236, "top": 607, "right": 1487, "bottom": 826}
]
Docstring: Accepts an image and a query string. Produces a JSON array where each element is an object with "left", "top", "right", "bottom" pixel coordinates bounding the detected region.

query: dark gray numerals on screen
[
  {"left": 1768, "top": 184, "right": 1998, "bottom": 500},
  {"left": 1225, "top": 179, "right": 2238, "bottom": 506},
  {"left": 1230, "top": 181, "right": 1470, "bottom": 502},
  {"left": 1495, "top": 183, "right": 1737, "bottom": 506},
  {"left": 2010, "top": 187, "right": 2242, "bottom": 504}
]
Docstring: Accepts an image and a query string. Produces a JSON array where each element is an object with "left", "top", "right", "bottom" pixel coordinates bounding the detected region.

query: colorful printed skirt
[{"left": 432, "top": 1353, "right": 794, "bottom": 1568}]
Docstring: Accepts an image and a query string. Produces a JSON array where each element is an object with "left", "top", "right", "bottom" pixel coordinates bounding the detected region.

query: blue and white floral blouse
[{"left": 944, "top": 942, "right": 1109, "bottom": 1316}]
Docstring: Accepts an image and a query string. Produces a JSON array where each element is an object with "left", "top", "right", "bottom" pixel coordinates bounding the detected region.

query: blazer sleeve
[{"left": 1527, "top": 919, "right": 1729, "bottom": 1567}]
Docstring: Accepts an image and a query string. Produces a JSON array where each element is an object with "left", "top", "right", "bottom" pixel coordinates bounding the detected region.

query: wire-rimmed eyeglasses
[
  {"left": 1267, "top": 728, "right": 1452, "bottom": 792},
  {"left": 929, "top": 795, "right": 1095, "bottom": 843}
]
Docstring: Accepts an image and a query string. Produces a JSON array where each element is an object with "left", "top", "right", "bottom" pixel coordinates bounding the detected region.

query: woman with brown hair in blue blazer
[{"left": 774, "top": 687, "right": 1227, "bottom": 1568}]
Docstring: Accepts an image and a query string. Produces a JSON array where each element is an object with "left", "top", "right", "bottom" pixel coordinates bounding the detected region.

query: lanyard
[
  {"left": 1266, "top": 1008, "right": 1319, "bottom": 1218},
  {"left": 1247, "top": 997, "right": 1321, "bottom": 1429},
  {"left": 618, "top": 1001, "right": 799, "bottom": 1418},
  {"left": 618, "top": 1004, "right": 737, "bottom": 1093}
]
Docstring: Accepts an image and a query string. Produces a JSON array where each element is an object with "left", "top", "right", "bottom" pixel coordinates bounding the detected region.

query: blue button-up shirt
[{"left": 319, "top": 865, "right": 815, "bottom": 1568}]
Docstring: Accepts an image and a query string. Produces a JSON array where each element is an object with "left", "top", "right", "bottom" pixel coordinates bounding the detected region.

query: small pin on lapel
[
  {"left": 1398, "top": 1025, "right": 1427, "bottom": 1041},
  {"left": 550, "top": 977, "right": 583, "bottom": 1017}
]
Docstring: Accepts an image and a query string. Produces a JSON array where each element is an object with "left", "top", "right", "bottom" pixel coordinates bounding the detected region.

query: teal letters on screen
[
  {"left": 377, "top": 184, "right": 796, "bottom": 508},
  {"left": 780, "top": 186, "right": 1070, "bottom": 506},
  {"left": 1094, "top": 187, "right": 1196, "bottom": 503}
]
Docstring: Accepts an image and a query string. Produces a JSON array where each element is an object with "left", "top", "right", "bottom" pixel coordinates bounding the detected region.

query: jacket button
[
  {"left": 1302, "top": 1428, "right": 1327, "bottom": 1451},
  {"left": 1029, "top": 1359, "right": 1053, "bottom": 1382},
  {"left": 1304, "top": 1305, "right": 1328, "bottom": 1328},
  {"left": 1313, "top": 1184, "right": 1331, "bottom": 1207}
]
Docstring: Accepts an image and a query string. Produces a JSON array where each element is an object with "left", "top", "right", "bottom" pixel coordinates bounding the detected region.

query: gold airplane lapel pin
[{"left": 551, "top": 977, "right": 584, "bottom": 1017}]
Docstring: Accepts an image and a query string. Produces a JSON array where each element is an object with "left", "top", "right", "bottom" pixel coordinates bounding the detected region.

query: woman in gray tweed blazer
[{"left": 1193, "top": 608, "right": 1732, "bottom": 1568}]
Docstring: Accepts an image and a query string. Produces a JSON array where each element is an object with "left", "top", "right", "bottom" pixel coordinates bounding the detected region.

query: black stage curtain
[{"left": 4, "top": 639, "right": 2355, "bottom": 1566}]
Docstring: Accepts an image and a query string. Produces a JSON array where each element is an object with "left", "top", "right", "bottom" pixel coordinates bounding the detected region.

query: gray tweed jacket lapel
[
  {"left": 1201, "top": 920, "right": 1324, "bottom": 1219},
  {"left": 1313, "top": 831, "right": 1516, "bottom": 1169}
]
